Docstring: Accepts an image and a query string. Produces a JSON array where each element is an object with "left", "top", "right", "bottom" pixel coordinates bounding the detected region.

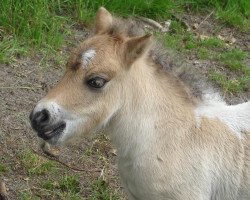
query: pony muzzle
[{"left": 29, "top": 102, "right": 66, "bottom": 143}]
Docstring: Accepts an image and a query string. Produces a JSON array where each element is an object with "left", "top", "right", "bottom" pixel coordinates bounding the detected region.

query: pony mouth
[{"left": 38, "top": 122, "right": 66, "bottom": 141}]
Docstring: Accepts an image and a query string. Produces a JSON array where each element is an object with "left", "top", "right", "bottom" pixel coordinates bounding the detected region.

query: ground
[
  {"left": 182, "top": 13, "right": 250, "bottom": 104},
  {"left": 0, "top": 13, "right": 249, "bottom": 200}
]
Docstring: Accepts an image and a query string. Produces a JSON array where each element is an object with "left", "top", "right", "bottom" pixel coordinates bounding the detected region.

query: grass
[
  {"left": 20, "top": 179, "right": 121, "bottom": 200},
  {"left": 0, "top": 0, "right": 67, "bottom": 48},
  {"left": 162, "top": 19, "right": 250, "bottom": 94},
  {"left": 218, "top": 48, "right": 249, "bottom": 74},
  {"left": 177, "top": 0, "right": 250, "bottom": 30},
  {"left": 17, "top": 136, "right": 122, "bottom": 199},
  {"left": 89, "top": 179, "right": 120, "bottom": 200},
  {"left": 0, "top": 0, "right": 249, "bottom": 63},
  {"left": 0, "top": 163, "right": 8, "bottom": 173},
  {"left": 20, "top": 192, "right": 40, "bottom": 200},
  {"left": 199, "top": 37, "right": 225, "bottom": 49},
  {"left": 219, "top": 48, "right": 247, "bottom": 61},
  {"left": 0, "top": 37, "right": 27, "bottom": 63},
  {"left": 209, "top": 70, "right": 249, "bottom": 93},
  {"left": 36, "top": 176, "right": 83, "bottom": 199},
  {"left": 59, "top": 175, "right": 81, "bottom": 194},
  {"left": 37, "top": 176, "right": 120, "bottom": 199},
  {"left": 21, "top": 150, "right": 57, "bottom": 175}
]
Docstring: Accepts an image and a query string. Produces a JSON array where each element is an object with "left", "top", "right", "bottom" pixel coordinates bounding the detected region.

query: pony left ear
[
  {"left": 124, "top": 34, "right": 152, "bottom": 66},
  {"left": 95, "top": 7, "right": 113, "bottom": 34}
]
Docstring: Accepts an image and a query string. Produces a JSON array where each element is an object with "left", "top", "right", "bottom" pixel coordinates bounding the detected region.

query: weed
[
  {"left": 209, "top": 70, "right": 249, "bottom": 94},
  {"left": 164, "top": 34, "right": 183, "bottom": 50},
  {"left": 218, "top": 48, "right": 249, "bottom": 75},
  {"left": 219, "top": 49, "right": 247, "bottom": 61},
  {"left": 199, "top": 37, "right": 225, "bottom": 49},
  {"left": 20, "top": 191, "right": 40, "bottom": 200},
  {"left": 41, "top": 179, "right": 58, "bottom": 190},
  {"left": 0, "top": 163, "right": 8, "bottom": 173},
  {"left": 59, "top": 175, "right": 81, "bottom": 194},
  {"left": 21, "top": 150, "right": 57, "bottom": 175},
  {"left": 1, "top": 0, "right": 249, "bottom": 64},
  {"left": 39, "top": 177, "right": 83, "bottom": 199},
  {"left": 223, "top": 61, "right": 249, "bottom": 74},
  {"left": 170, "top": 20, "right": 186, "bottom": 34},
  {"left": 89, "top": 179, "right": 120, "bottom": 200},
  {"left": 184, "top": 34, "right": 199, "bottom": 50},
  {"left": 216, "top": 7, "right": 250, "bottom": 31},
  {"left": 178, "top": 0, "right": 250, "bottom": 31},
  {"left": 197, "top": 48, "right": 211, "bottom": 59},
  {"left": 59, "top": 192, "right": 83, "bottom": 200},
  {"left": 0, "top": 37, "right": 27, "bottom": 63},
  {"left": 0, "top": 0, "right": 67, "bottom": 48}
]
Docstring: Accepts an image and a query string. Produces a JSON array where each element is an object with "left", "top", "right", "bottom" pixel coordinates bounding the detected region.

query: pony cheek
[{"left": 57, "top": 118, "right": 86, "bottom": 143}]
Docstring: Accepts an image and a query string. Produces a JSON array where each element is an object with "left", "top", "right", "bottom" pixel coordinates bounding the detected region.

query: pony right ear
[
  {"left": 123, "top": 34, "right": 152, "bottom": 66},
  {"left": 95, "top": 7, "right": 113, "bottom": 34}
]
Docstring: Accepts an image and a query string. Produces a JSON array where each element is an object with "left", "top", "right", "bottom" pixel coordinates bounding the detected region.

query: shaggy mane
[{"left": 92, "top": 16, "right": 215, "bottom": 102}]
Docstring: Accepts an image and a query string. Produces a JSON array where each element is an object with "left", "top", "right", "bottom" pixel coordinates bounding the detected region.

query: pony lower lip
[
  {"left": 45, "top": 130, "right": 53, "bottom": 135},
  {"left": 42, "top": 123, "right": 66, "bottom": 140}
]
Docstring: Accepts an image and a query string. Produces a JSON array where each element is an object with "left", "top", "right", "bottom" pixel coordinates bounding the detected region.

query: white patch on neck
[
  {"left": 82, "top": 49, "right": 96, "bottom": 66},
  {"left": 195, "top": 94, "right": 250, "bottom": 139}
]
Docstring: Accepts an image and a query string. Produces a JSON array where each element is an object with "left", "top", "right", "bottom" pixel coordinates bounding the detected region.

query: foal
[{"left": 30, "top": 7, "right": 250, "bottom": 200}]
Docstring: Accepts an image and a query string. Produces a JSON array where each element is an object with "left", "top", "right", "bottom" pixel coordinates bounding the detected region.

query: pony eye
[{"left": 87, "top": 77, "right": 107, "bottom": 89}]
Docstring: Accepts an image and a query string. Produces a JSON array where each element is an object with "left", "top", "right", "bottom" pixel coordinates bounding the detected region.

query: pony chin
[{"left": 55, "top": 119, "right": 101, "bottom": 147}]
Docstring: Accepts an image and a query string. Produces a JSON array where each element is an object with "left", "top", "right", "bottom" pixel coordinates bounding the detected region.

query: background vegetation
[{"left": 0, "top": 0, "right": 249, "bottom": 60}]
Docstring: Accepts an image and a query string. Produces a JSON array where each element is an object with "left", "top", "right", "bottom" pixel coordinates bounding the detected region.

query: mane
[{"left": 94, "top": 16, "right": 218, "bottom": 102}]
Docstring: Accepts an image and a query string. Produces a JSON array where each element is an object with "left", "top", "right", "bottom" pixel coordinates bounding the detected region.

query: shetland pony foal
[{"left": 30, "top": 7, "right": 250, "bottom": 200}]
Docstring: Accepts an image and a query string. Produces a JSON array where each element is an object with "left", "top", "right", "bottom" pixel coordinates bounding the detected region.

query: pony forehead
[{"left": 82, "top": 49, "right": 96, "bottom": 67}]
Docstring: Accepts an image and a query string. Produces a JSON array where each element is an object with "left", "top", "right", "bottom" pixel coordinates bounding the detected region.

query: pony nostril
[
  {"left": 31, "top": 109, "right": 50, "bottom": 128},
  {"left": 38, "top": 109, "right": 49, "bottom": 123}
]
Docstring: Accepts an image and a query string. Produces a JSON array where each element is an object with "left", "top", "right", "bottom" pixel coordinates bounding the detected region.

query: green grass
[
  {"left": 21, "top": 177, "right": 83, "bottom": 200},
  {"left": 224, "top": 61, "right": 250, "bottom": 74},
  {"left": 218, "top": 49, "right": 250, "bottom": 74},
  {"left": 59, "top": 175, "right": 81, "bottom": 194},
  {"left": 0, "top": 163, "right": 8, "bottom": 173},
  {"left": 199, "top": 37, "right": 225, "bottom": 49},
  {"left": 0, "top": 37, "right": 27, "bottom": 63},
  {"left": 177, "top": 0, "right": 250, "bottom": 31},
  {"left": 219, "top": 48, "right": 247, "bottom": 61},
  {"left": 1, "top": 0, "right": 249, "bottom": 63},
  {"left": 0, "top": 0, "right": 68, "bottom": 63},
  {"left": 38, "top": 176, "right": 83, "bottom": 199},
  {"left": 0, "top": 0, "right": 67, "bottom": 48},
  {"left": 39, "top": 176, "right": 120, "bottom": 199},
  {"left": 197, "top": 47, "right": 212, "bottom": 59},
  {"left": 41, "top": 179, "right": 57, "bottom": 191},
  {"left": 21, "top": 150, "right": 57, "bottom": 175},
  {"left": 20, "top": 192, "right": 40, "bottom": 200},
  {"left": 209, "top": 70, "right": 249, "bottom": 94},
  {"left": 89, "top": 179, "right": 120, "bottom": 200},
  {"left": 163, "top": 19, "right": 250, "bottom": 94}
]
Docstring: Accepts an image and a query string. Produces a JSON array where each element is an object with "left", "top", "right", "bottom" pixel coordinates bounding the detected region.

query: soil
[{"left": 0, "top": 14, "right": 249, "bottom": 199}]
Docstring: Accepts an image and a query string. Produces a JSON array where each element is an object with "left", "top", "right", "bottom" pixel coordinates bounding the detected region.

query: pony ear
[
  {"left": 95, "top": 7, "right": 113, "bottom": 34},
  {"left": 124, "top": 34, "right": 152, "bottom": 66}
]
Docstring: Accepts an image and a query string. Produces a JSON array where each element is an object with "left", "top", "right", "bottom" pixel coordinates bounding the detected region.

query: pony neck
[{"left": 107, "top": 58, "right": 196, "bottom": 157}]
